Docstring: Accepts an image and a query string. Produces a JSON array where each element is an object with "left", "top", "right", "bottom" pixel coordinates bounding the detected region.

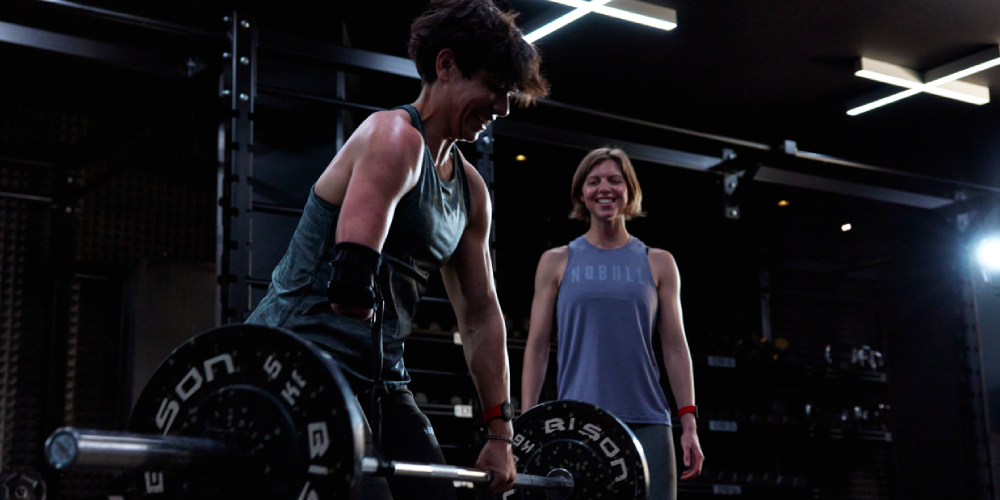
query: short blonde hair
[{"left": 569, "top": 147, "right": 645, "bottom": 221}]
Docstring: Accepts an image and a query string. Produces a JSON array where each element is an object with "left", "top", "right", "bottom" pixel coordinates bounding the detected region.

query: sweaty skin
[{"left": 313, "top": 48, "right": 517, "bottom": 496}]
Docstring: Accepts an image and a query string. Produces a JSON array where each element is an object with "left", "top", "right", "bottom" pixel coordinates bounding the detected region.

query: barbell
[{"left": 44, "top": 324, "right": 649, "bottom": 499}]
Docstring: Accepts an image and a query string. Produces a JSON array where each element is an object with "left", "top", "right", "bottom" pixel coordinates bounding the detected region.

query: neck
[
  {"left": 584, "top": 217, "right": 630, "bottom": 249},
  {"left": 412, "top": 89, "right": 457, "bottom": 169}
]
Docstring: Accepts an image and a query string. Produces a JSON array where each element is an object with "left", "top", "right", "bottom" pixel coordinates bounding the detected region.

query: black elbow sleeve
[{"left": 327, "top": 242, "right": 382, "bottom": 309}]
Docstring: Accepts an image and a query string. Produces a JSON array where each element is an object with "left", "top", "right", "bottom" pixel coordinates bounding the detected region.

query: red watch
[
  {"left": 483, "top": 401, "right": 513, "bottom": 423},
  {"left": 678, "top": 405, "right": 698, "bottom": 419}
]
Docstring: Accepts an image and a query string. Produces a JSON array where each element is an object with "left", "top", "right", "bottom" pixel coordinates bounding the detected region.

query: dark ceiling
[
  {"left": 3, "top": 0, "right": 1000, "bottom": 190},
  {"left": 337, "top": 0, "right": 1000, "bottom": 189}
]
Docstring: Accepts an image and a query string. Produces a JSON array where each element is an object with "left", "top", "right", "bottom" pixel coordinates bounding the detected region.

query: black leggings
[{"left": 357, "top": 387, "right": 457, "bottom": 500}]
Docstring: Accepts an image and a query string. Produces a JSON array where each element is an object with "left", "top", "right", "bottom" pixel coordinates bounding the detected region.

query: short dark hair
[{"left": 408, "top": 0, "right": 549, "bottom": 105}]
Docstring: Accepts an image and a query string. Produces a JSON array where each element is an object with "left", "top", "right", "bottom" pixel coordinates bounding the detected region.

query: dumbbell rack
[{"left": 668, "top": 265, "right": 894, "bottom": 500}]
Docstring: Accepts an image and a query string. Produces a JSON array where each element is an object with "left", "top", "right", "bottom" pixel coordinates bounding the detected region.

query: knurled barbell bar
[{"left": 43, "top": 324, "right": 649, "bottom": 500}]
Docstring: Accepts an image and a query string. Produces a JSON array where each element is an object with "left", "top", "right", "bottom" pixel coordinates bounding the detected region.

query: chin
[{"left": 462, "top": 128, "right": 482, "bottom": 142}]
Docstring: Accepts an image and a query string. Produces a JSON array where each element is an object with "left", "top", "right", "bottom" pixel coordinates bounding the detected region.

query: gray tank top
[
  {"left": 555, "top": 236, "right": 672, "bottom": 425},
  {"left": 246, "top": 104, "right": 471, "bottom": 392}
]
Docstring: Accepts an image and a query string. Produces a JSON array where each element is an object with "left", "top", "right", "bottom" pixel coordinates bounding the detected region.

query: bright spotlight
[
  {"left": 977, "top": 237, "right": 1000, "bottom": 271},
  {"left": 841, "top": 223, "right": 852, "bottom": 232}
]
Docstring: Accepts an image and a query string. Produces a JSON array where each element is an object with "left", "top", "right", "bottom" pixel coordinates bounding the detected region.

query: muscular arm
[
  {"left": 441, "top": 160, "right": 515, "bottom": 494},
  {"left": 441, "top": 163, "right": 510, "bottom": 428},
  {"left": 651, "top": 249, "right": 704, "bottom": 478},
  {"left": 521, "top": 248, "right": 567, "bottom": 411},
  {"left": 314, "top": 110, "right": 423, "bottom": 252}
]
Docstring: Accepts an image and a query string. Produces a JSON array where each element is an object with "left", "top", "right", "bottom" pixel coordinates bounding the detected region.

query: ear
[{"left": 435, "top": 48, "right": 458, "bottom": 83}]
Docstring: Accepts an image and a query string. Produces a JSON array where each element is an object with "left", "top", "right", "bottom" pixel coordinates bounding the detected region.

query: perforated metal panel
[
  {"left": 0, "top": 194, "right": 26, "bottom": 470},
  {"left": 74, "top": 133, "right": 216, "bottom": 265},
  {"left": 0, "top": 160, "right": 51, "bottom": 471}
]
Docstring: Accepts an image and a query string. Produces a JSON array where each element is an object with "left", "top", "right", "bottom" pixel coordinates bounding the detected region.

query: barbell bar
[
  {"left": 42, "top": 325, "right": 648, "bottom": 499},
  {"left": 46, "top": 428, "right": 574, "bottom": 496}
]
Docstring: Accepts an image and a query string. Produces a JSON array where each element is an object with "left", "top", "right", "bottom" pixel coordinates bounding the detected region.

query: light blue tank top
[{"left": 555, "top": 236, "right": 671, "bottom": 425}]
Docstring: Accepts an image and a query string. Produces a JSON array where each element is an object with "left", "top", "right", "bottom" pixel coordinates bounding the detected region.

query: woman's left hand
[{"left": 679, "top": 429, "right": 705, "bottom": 480}]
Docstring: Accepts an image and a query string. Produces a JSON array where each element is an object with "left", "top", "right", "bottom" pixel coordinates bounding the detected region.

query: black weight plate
[
  {"left": 128, "top": 324, "right": 364, "bottom": 500},
  {"left": 511, "top": 400, "right": 649, "bottom": 500},
  {"left": 0, "top": 470, "right": 47, "bottom": 500}
]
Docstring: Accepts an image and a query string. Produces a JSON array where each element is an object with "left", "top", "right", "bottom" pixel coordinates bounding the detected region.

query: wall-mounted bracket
[{"left": 716, "top": 149, "right": 761, "bottom": 220}]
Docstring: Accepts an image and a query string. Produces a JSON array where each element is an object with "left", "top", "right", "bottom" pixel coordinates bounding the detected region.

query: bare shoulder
[
  {"left": 536, "top": 246, "right": 569, "bottom": 284},
  {"left": 647, "top": 247, "right": 677, "bottom": 267},
  {"left": 647, "top": 247, "right": 680, "bottom": 288},
  {"left": 540, "top": 246, "right": 569, "bottom": 266},
  {"left": 316, "top": 109, "right": 423, "bottom": 202},
  {"left": 356, "top": 109, "right": 424, "bottom": 155}
]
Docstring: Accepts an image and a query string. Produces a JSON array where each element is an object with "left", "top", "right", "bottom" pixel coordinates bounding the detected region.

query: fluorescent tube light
[
  {"left": 848, "top": 47, "right": 1000, "bottom": 115},
  {"left": 544, "top": 0, "right": 677, "bottom": 31},
  {"left": 525, "top": 0, "right": 614, "bottom": 43}
]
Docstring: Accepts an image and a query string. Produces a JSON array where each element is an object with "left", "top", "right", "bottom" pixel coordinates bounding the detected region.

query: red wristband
[
  {"left": 482, "top": 404, "right": 502, "bottom": 422},
  {"left": 482, "top": 402, "right": 512, "bottom": 423},
  {"left": 678, "top": 405, "right": 698, "bottom": 419}
]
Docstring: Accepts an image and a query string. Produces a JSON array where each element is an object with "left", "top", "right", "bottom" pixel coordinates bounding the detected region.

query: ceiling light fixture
[
  {"left": 525, "top": 0, "right": 614, "bottom": 43},
  {"left": 543, "top": 0, "right": 677, "bottom": 31},
  {"left": 515, "top": 155, "right": 527, "bottom": 161},
  {"left": 777, "top": 200, "right": 789, "bottom": 207},
  {"left": 848, "top": 46, "right": 1000, "bottom": 116},
  {"left": 854, "top": 58, "right": 989, "bottom": 104},
  {"left": 525, "top": 0, "right": 676, "bottom": 43}
]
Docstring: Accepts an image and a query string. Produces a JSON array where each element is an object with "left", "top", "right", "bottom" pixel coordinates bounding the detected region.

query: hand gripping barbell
[{"left": 44, "top": 325, "right": 649, "bottom": 499}]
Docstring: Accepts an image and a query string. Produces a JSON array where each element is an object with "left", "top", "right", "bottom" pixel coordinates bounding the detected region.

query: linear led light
[
  {"left": 848, "top": 46, "right": 1000, "bottom": 116},
  {"left": 543, "top": 0, "right": 678, "bottom": 31},
  {"left": 525, "top": 0, "right": 614, "bottom": 43},
  {"left": 854, "top": 58, "right": 989, "bottom": 104}
]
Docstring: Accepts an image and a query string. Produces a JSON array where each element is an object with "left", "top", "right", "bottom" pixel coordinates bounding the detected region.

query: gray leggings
[{"left": 627, "top": 423, "right": 677, "bottom": 500}]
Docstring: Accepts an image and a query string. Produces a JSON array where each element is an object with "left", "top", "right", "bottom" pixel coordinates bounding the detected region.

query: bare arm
[
  {"left": 314, "top": 110, "right": 423, "bottom": 251},
  {"left": 651, "top": 249, "right": 704, "bottom": 478},
  {"left": 653, "top": 251, "right": 695, "bottom": 420},
  {"left": 312, "top": 111, "right": 422, "bottom": 318},
  {"left": 521, "top": 247, "right": 567, "bottom": 411},
  {"left": 440, "top": 160, "right": 515, "bottom": 494}
]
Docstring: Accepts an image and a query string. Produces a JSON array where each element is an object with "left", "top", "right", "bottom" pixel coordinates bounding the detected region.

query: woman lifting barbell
[{"left": 245, "top": 0, "right": 548, "bottom": 498}]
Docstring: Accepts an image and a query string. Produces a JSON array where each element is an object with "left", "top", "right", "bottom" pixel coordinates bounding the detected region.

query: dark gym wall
[
  {"left": 125, "top": 262, "right": 216, "bottom": 410},
  {"left": 884, "top": 220, "right": 988, "bottom": 499},
  {"left": 972, "top": 206, "right": 1000, "bottom": 490},
  {"left": 0, "top": 44, "right": 219, "bottom": 497},
  {"left": 0, "top": 163, "right": 51, "bottom": 472}
]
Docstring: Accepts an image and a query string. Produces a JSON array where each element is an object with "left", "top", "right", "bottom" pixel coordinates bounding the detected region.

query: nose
[{"left": 493, "top": 93, "right": 510, "bottom": 118}]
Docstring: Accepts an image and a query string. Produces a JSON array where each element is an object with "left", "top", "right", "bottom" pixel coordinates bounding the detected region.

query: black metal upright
[{"left": 218, "top": 12, "right": 257, "bottom": 324}]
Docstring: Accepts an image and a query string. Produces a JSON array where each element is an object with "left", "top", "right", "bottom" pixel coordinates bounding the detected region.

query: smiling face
[
  {"left": 446, "top": 68, "right": 511, "bottom": 142},
  {"left": 580, "top": 159, "right": 630, "bottom": 221}
]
